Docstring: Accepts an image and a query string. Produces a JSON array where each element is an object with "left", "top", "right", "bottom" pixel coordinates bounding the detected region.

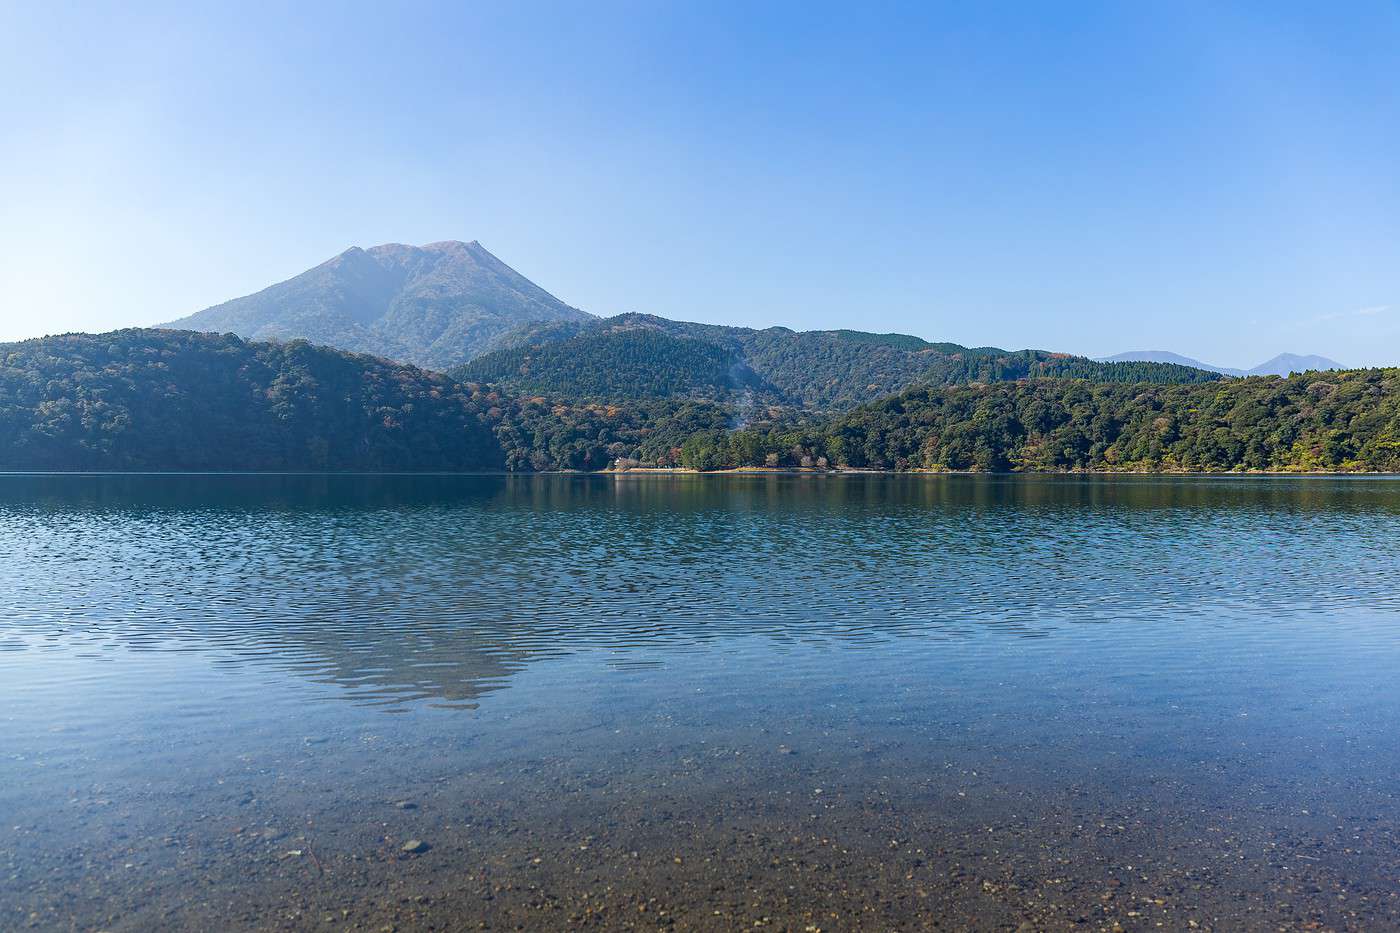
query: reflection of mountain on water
[
  {"left": 231, "top": 619, "right": 537, "bottom": 710},
  {"left": 4, "top": 473, "right": 1400, "bottom": 709}
]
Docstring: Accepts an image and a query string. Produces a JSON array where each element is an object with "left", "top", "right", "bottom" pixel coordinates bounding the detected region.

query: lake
[{"left": 2, "top": 473, "right": 1399, "bottom": 931}]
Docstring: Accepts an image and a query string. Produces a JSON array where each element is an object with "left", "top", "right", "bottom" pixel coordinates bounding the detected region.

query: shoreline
[
  {"left": 607, "top": 466, "right": 1400, "bottom": 477},
  {"left": 3, "top": 467, "right": 1399, "bottom": 478}
]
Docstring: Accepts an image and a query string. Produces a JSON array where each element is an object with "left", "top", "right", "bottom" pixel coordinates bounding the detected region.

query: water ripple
[{"left": 2, "top": 474, "right": 1399, "bottom": 711}]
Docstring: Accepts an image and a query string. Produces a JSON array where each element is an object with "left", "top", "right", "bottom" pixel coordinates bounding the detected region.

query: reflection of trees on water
[
  {"left": 3, "top": 472, "right": 1399, "bottom": 709},
  {"left": 8, "top": 470, "right": 1393, "bottom": 513}
]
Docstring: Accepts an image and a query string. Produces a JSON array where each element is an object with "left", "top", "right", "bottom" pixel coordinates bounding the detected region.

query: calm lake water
[{"left": 3, "top": 474, "right": 1400, "bottom": 931}]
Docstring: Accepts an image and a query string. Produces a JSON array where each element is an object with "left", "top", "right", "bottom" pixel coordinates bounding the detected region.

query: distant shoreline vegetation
[
  {"left": 605, "top": 466, "right": 1400, "bottom": 477},
  {"left": 2, "top": 330, "right": 1397, "bottom": 474}
]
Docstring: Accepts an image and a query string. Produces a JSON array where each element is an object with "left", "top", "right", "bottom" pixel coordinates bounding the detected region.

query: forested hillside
[
  {"left": 656, "top": 370, "right": 1400, "bottom": 472},
  {"left": 462, "top": 313, "right": 1221, "bottom": 408},
  {"left": 488, "top": 396, "right": 740, "bottom": 472},
  {"left": 0, "top": 330, "right": 740, "bottom": 473},
  {"left": 4, "top": 330, "right": 1392, "bottom": 474},
  {"left": 0, "top": 330, "right": 506, "bottom": 471},
  {"left": 457, "top": 328, "right": 777, "bottom": 403}
]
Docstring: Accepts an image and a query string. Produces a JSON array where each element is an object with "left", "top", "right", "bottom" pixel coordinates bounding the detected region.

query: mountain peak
[
  {"left": 423, "top": 239, "right": 482, "bottom": 250},
  {"left": 164, "top": 241, "right": 592, "bottom": 371},
  {"left": 1098, "top": 350, "right": 1243, "bottom": 376},
  {"left": 1248, "top": 353, "right": 1342, "bottom": 376},
  {"left": 1102, "top": 349, "right": 1344, "bottom": 377}
]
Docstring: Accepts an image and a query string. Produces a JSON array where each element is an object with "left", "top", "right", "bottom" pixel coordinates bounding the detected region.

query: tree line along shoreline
[{"left": 2, "top": 329, "right": 1397, "bottom": 475}]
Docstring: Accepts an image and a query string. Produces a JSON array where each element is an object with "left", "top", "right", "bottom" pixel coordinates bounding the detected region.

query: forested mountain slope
[
  {"left": 459, "top": 313, "right": 1221, "bottom": 408},
  {"left": 459, "top": 327, "right": 779, "bottom": 403}
]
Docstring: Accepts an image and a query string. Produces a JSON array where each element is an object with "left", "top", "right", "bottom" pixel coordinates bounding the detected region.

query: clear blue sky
[{"left": 2, "top": 1, "right": 1397, "bottom": 366}]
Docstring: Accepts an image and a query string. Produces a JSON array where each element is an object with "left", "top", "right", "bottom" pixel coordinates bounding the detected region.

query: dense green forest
[
  {"left": 3, "top": 330, "right": 1394, "bottom": 474},
  {"left": 0, "top": 330, "right": 508, "bottom": 471},
  {"left": 486, "top": 394, "right": 740, "bottom": 471},
  {"left": 655, "top": 371, "right": 1400, "bottom": 473},
  {"left": 456, "top": 328, "right": 777, "bottom": 403},
  {"left": 461, "top": 313, "right": 1221, "bottom": 408},
  {"left": 0, "top": 330, "right": 740, "bottom": 472}
]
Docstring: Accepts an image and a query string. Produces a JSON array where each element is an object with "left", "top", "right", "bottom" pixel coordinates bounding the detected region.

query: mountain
[
  {"left": 164, "top": 240, "right": 1226, "bottom": 402},
  {"left": 1102, "top": 350, "right": 1343, "bottom": 377},
  {"left": 1247, "top": 353, "right": 1343, "bottom": 377},
  {"left": 455, "top": 313, "right": 1223, "bottom": 409},
  {"left": 1100, "top": 351, "right": 1246, "bottom": 377},
  {"left": 164, "top": 241, "right": 592, "bottom": 371}
]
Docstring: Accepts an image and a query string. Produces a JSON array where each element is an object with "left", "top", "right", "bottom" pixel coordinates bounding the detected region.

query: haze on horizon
[{"left": 1, "top": 1, "right": 1397, "bottom": 368}]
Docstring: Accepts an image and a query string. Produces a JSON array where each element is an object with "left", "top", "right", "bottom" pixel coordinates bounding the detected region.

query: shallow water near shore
[{"left": 3, "top": 473, "right": 1400, "bottom": 931}]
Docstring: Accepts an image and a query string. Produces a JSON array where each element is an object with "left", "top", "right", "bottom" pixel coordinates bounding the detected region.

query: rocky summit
[{"left": 164, "top": 240, "right": 592, "bottom": 371}]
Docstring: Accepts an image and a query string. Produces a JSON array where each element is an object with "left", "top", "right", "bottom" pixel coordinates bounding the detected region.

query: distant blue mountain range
[{"left": 1100, "top": 350, "right": 1343, "bottom": 377}]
